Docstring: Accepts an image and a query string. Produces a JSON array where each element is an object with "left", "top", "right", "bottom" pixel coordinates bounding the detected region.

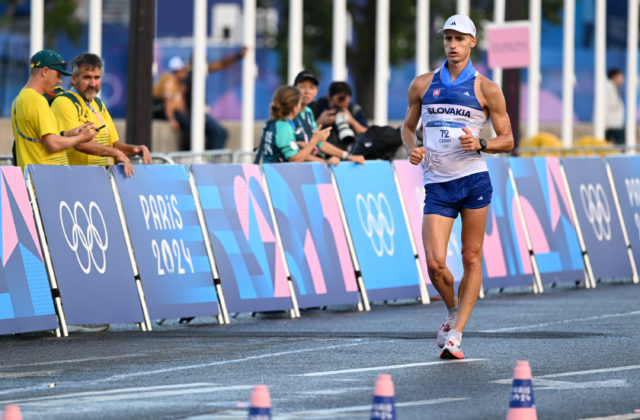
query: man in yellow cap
[
  {"left": 12, "top": 49, "right": 96, "bottom": 171},
  {"left": 52, "top": 52, "right": 151, "bottom": 177}
]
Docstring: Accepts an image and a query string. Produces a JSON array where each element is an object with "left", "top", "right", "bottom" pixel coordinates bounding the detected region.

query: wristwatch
[{"left": 478, "top": 138, "right": 487, "bottom": 153}]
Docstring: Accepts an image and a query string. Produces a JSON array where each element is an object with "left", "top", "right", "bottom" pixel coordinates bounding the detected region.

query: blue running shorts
[{"left": 423, "top": 171, "right": 493, "bottom": 218}]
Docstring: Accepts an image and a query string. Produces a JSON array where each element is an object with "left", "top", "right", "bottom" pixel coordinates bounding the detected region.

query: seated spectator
[
  {"left": 294, "top": 70, "right": 365, "bottom": 164},
  {"left": 313, "top": 81, "right": 368, "bottom": 151},
  {"left": 259, "top": 85, "right": 333, "bottom": 164},
  {"left": 152, "top": 56, "right": 190, "bottom": 149}
]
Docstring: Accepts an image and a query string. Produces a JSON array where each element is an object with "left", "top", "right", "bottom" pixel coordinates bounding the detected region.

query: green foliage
[
  {"left": 266, "top": 0, "right": 562, "bottom": 117},
  {"left": 2, "top": 0, "right": 82, "bottom": 48}
]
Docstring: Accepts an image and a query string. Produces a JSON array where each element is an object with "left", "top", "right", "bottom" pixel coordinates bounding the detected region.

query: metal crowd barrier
[
  {"left": 0, "top": 154, "right": 13, "bottom": 165},
  {"left": 167, "top": 149, "right": 234, "bottom": 165},
  {"left": 130, "top": 152, "right": 174, "bottom": 164},
  {"left": 516, "top": 145, "right": 637, "bottom": 157},
  {"left": 233, "top": 150, "right": 256, "bottom": 164}
]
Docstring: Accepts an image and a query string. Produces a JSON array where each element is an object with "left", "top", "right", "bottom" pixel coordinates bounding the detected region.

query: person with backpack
[
  {"left": 52, "top": 52, "right": 151, "bottom": 177},
  {"left": 11, "top": 49, "right": 96, "bottom": 171},
  {"left": 258, "top": 85, "right": 332, "bottom": 164}
]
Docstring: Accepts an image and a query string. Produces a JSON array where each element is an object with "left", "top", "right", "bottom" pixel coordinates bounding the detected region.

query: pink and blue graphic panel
[
  {"left": 0, "top": 167, "right": 57, "bottom": 335},
  {"left": 28, "top": 165, "right": 143, "bottom": 324},
  {"left": 392, "top": 160, "right": 464, "bottom": 294},
  {"left": 112, "top": 165, "right": 219, "bottom": 319},
  {"left": 508, "top": 157, "right": 584, "bottom": 284},
  {"left": 562, "top": 157, "right": 632, "bottom": 279},
  {"left": 262, "top": 163, "right": 360, "bottom": 308},
  {"left": 607, "top": 155, "right": 640, "bottom": 270},
  {"left": 483, "top": 158, "right": 534, "bottom": 289},
  {"left": 333, "top": 161, "right": 421, "bottom": 302},
  {"left": 191, "top": 164, "right": 292, "bottom": 313}
]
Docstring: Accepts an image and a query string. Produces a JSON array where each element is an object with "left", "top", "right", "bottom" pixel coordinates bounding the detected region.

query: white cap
[
  {"left": 167, "top": 56, "right": 186, "bottom": 71},
  {"left": 437, "top": 15, "right": 477, "bottom": 38}
]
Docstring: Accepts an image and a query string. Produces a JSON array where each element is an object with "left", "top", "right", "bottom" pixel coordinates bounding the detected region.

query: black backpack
[{"left": 350, "top": 125, "right": 403, "bottom": 160}]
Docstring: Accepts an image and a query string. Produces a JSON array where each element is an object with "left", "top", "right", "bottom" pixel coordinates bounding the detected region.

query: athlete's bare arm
[
  {"left": 401, "top": 73, "right": 433, "bottom": 165},
  {"left": 464, "top": 75, "right": 514, "bottom": 154}
]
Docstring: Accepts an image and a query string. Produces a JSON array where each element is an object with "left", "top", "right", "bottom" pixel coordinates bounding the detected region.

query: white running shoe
[
  {"left": 436, "top": 321, "right": 452, "bottom": 349},
  {"left": 440, "top": 335, "right": 464, "bottom": 359},
  {"left": 436, "top": 311, "right": 457, "bottom": 348}
]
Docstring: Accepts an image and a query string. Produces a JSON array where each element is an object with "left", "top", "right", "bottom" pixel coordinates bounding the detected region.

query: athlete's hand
[
  {"left": 409, "top": 146, "right": 426, "bottom": 165},
  {"left": 459, "top": 127, "right": 479, "bottom": 152},
  {"left": 66, "top": 122, "right": 95, "bottom": 137}
]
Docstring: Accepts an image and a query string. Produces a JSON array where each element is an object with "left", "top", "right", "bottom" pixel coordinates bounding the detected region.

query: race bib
[{"left": 424, "top": 121, "right": 465, "bottom": 152}]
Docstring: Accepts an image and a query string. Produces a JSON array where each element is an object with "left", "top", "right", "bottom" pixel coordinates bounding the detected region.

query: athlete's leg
[
  {"left": 422, "top": 213, "right": 456, "bottom": 308},
  {"left": 454, "top": 205, "right": 489, "bottom": 332}
]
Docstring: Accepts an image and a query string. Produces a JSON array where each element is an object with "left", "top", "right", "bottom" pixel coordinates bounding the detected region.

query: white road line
[
  {"left": 277, "top": 398, "right": 468, "bottom": 419},
  {"left": 492, "top": 365, "right": 640, "bottom": 389},
  {"left": 537, "top": 365, "right": 640, "bottom": 379},
  {"left": 0, "top": 342, "right": 364, "bottom": 396},
  {"left": 0, "top": 370, "right": 60, "bottom": 378},
  {"left": 577, "top": 414, "right": 640, "bottom": 420},
  {"left": 0, "top": 354, "right": 146, "bottom": 370},
  {"left": 1, "top": 384, "right": 252, "bottom": 406},
  {"left": 492, "top": 364, "right": 640, "bottom": 385},
  {"left": 480, "top": 310, "right": 640, "bottom": 333},
  {"left": 299, "top": 358, "right": 485, "bottom": 377}
]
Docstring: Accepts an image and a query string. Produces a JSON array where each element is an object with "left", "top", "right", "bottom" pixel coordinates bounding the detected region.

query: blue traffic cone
[{"left": 371, "top": 374, "right": 396, "bottom": 420}]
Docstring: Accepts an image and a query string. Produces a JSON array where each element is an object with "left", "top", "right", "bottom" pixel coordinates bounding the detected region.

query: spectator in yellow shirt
[
  {"left": 52, "top": 52, "right": 151, "bottom": 177},
  {"left": 12, "top": 49, "right": 96, "bottom": 171}
]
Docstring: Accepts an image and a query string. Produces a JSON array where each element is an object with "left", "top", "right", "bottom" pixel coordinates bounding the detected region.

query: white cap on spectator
[
  {"left": 167, "top": 56, "right": 186, "bottom": 71},
  {"left": 437, "top": 15, "right": 477, "bottom": 38}
]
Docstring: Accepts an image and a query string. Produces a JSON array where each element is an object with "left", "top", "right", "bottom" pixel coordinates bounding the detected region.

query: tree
[{"left": 2, "top": 0, "right": 82, "bottom": 48}]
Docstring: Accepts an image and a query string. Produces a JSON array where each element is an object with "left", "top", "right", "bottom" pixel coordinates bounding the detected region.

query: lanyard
[{"left": 72, "top": 89, "right": 107, "bottom": 128}]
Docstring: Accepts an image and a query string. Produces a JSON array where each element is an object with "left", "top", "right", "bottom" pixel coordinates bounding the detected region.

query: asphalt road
[{"left": 1, "top": 280, "right": 639, "bottom": 419}]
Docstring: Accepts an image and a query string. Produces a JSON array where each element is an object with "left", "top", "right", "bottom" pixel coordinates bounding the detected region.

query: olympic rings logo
[
  {"left": 579, "top": 183, "right": 611, "bottom": 242},
  {"left": 59, "top": 201, "right": 109, "bottom": 274},
  {"left": 356, "top": 193, "right": 395, "bottom": 257}
]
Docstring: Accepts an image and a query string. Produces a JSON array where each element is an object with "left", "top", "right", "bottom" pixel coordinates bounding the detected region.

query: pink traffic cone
[
  {"left": 371, "top": 374, "right": 396, "bottom": 420},
  {"left": 506, "top": 361, "right": 537, "bottom": 420},
  {"left": 2, "top": 405, "right": 22, "bottom": 420},
  {"left": 248, "top": 385, "right": 271, "bottom": 419}
]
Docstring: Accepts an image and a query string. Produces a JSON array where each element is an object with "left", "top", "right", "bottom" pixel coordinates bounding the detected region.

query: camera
[{"left": 334, "top": 108, "right": 355, "bottom": 143}]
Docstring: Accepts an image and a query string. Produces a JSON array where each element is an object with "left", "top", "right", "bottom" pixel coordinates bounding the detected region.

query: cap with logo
[
  {"left": 168, "top": 56, "right": 187, "bottom": 72},
  {"left": 437, "top": 14, "right": 477, "bottom": 38},
  {"left": 294, "top": 70, "right": 319, "bottom": 86},
  {"left": 30, "top": 49, "right": 72, "bottom": 76}
]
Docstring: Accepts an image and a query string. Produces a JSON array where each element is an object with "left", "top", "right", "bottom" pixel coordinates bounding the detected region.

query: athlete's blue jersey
[{"left": 421, "top": 60, "right": 488, "bottom": 184}]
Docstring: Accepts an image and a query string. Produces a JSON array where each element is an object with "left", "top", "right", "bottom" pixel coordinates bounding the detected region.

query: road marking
[
  {"left": 0, "top": 342, "right": 364, "bottom": 396},
  {"left": 276, "top": 398, "right": 468, "bottom": 419},
  {"left": 0, "top": 383, "right": 252, "bottom": 406},
  {"left": 492, "top": 364, "right": 640, "bottom": 390},
  {"left": 536, "top": 365, "right": 640, "bottom": 379},
  {"left": 0, "top": 370, "right": 60, "bottom": 378},
  {"left": 0, "top": 354, "right": 146, "bottom": 370},
  {"left": 481, "top": 310, "right": 640, "bottom": 333},
  {"left": 299, "top": 358, "right": 485, "bottom": 377},
  {"left": 492, "top": 378, "right": 628, "bottom": 390},
  {"left": 577, "top": 414, "right": 640, "bottom": 420}
]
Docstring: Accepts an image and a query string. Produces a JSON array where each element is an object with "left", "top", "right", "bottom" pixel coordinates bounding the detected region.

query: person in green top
[
  {"left": 293, "top": 70, "right": 365, "bottom": 165},
  {"left": 261, "top": 85, "right": 332, "bottom": 164}
]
